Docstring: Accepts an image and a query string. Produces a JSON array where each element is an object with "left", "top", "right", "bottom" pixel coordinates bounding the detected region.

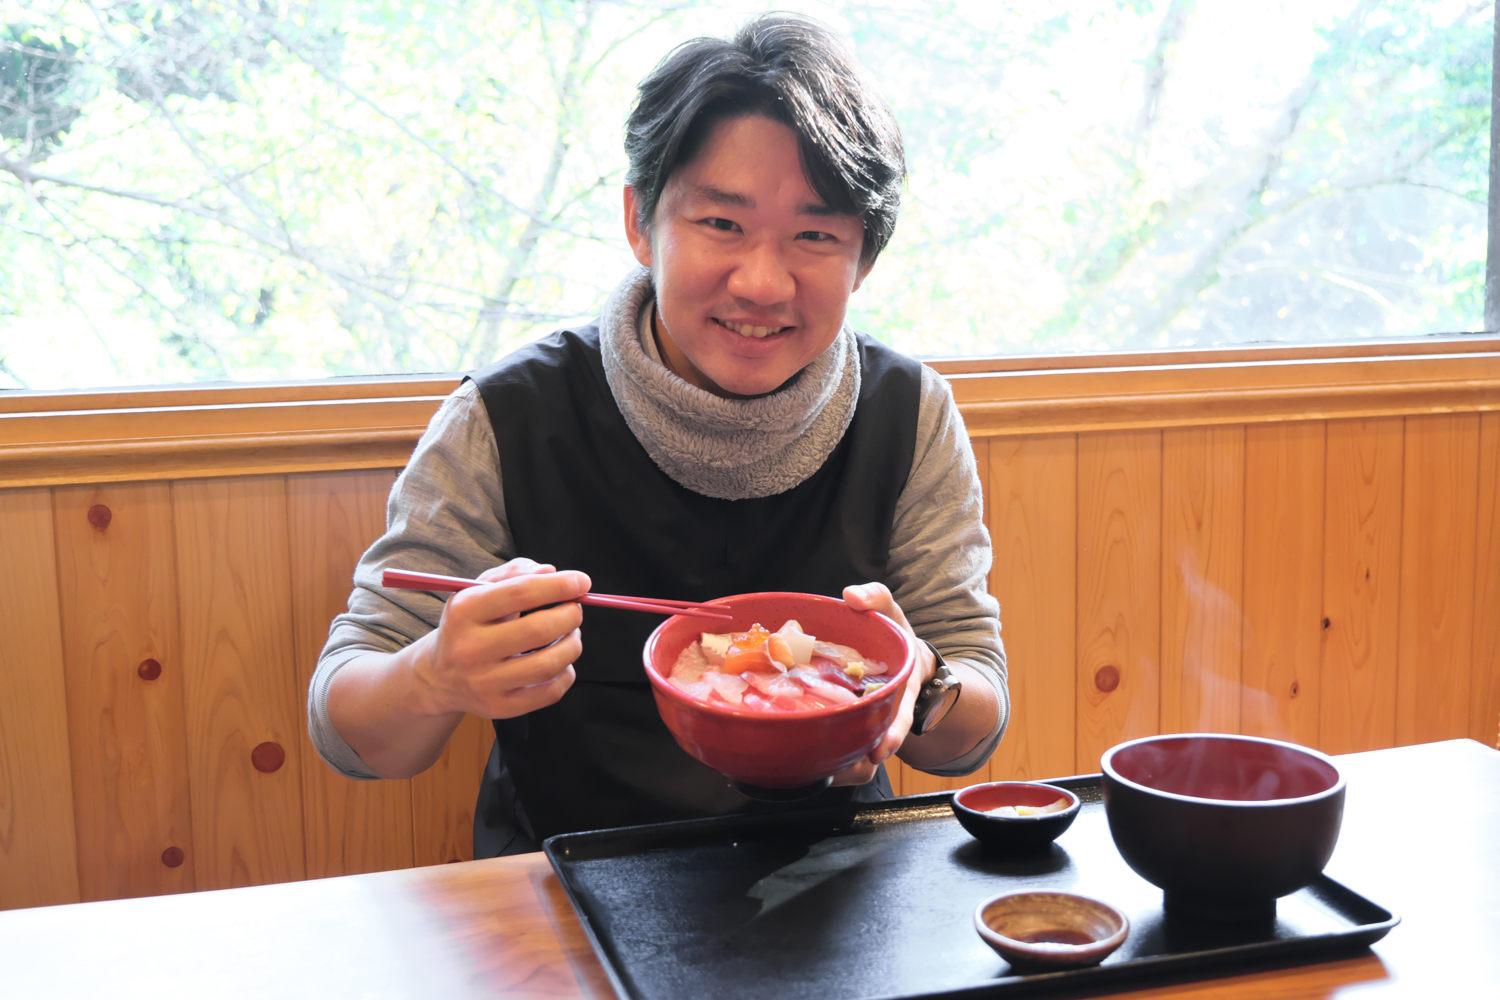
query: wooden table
[{"left": 3, "top": 739, "right": 1495, "bottom": 999}]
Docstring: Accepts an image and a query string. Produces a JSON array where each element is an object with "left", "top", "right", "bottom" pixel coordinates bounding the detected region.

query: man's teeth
[{"left": 727, "top": 322, "right": 776, "bottom": 338}]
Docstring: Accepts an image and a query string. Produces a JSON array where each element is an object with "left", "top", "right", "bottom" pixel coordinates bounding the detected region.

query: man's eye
[
  {"left": 708, "top": 218, "right": 737, "bottom": 231},
  {"left": 797, "top": 231, "right": 834, "bottom": 242}
]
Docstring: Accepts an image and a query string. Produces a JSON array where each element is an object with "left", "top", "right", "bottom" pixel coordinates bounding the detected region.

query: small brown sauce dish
[{"left": 974, "top": 890, "right": 1130, "bottom": 969}]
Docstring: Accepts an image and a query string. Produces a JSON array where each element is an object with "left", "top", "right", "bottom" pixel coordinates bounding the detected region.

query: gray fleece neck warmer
[{"left": 598, "top": 266, "right": 860, "bottom": 501}]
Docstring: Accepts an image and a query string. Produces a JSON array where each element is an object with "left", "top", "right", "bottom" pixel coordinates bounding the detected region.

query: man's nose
[{"left": 726, "top": 237, "right": 795, "bottom": 305}]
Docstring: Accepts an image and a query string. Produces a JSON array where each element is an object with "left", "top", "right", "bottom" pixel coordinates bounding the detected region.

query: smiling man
[
  {"left": 309, "top": 14, "right": 1008, "bottom": 857},
  {"left": 625, "top": 114, "right": 871, "bottom": 399}
]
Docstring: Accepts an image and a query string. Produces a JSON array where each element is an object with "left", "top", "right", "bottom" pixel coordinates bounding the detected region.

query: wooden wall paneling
[
  {"left": 1160, "top": 426, "right": 1245, "bottom": 736},
  {"left": 173, "top": 476, "right": 307, "bottom": 890},
  {"left": 985, "top": 434, "right": 1077, "bottom": 783},
  {"left": 287, "top": 470, "right": 415, "bottom": 879},
  {"left": 1320, "top": 419, "right": 1404, "bottom": 755},
  {"left": 1076, "top": 430, "right": 1162, "bottom": 772},
  {"left": 1473, "top": 413, "right": 1500, "bottom": 749},
  {"left": 0, "top": 488, "right": 81, "bottom": 910},
  {"left": 1395, "top": 415, "right": 1481, "bottom": 747},
  {"left": 975, "top": 434, "right": 990, "bottom": 781},
  {"left": 886, "top": 760, "right": 903, "bottom": 797},
  {"left": 1240, "top": 424, "right": 1326, "bottom": 746},
  {"left": 53, "top": 482, "right": 195, "bottom": 901},
  {"left": 412, "top": 713, "right": 493, "bottom": 866},
  {"left": 896, "top": 750, "right": 972, "bottom": 795}
]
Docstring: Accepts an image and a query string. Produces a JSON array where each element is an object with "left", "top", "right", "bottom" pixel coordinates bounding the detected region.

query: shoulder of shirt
[
  {"left": 433, "top": 377, "right": 490, "bottom": 429},
  {"left": 916, "top": 362, "right": 953, "bottom": 405},
  {"left": 849, "top": 333, "right": 950, "bottom": 400},
  {"left": 914, "top": 363, "right": 957, "bottom": 438},
  {"left": 453, "top": 377, "right": 483, "bottom": 403},
  {"left": 468, "top": 326, "right": 603, "bottom": 385},
  {"left": 405, "top": 377, "right": 499, "bottom": 471}
]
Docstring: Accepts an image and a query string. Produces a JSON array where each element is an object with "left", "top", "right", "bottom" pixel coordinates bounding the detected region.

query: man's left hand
[{"left": 829, "top": 582, "right": 935, "bottom": 787}]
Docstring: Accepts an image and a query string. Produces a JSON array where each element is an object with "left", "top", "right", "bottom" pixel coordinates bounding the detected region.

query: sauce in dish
[
  {"left": 668, "top": 620, "right": 890, "bottom": 712},
  {"left": 1011, "top": 928, "right": 1099, "bottom": 947}
]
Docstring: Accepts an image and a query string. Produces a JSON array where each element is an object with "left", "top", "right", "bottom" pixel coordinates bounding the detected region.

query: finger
[
  {"left": 832, "top": 747, "right": 880, "bottom": 785},
  {"left": 843, "top": 582, "right": 912, "bottom": 631},
  {"left": 453, "top": 603, "right": 583, "bottom": 665},
  {"left": 842, "top": 582, "right": 886, "bottom": 611},
  {"left": 477, "top": 630, "right": 582, "bottom": 691},
  {"left": 477, "top": 558, "right": 555, "bottom": 584},
  {"left": 478, "top": 561, "right": 548, "bottom": 616},
  {"left": 831, "top": 758, "right": 877, "bottom": 787},
  {"left": 867, "top": 674, "right": 921, "bottom": 766},
  {"left": 448, "top": 569, "right": 591, "bottom": 625},
  {"left": 867, "top": 724, "right": 906, "bottom": 766},
  {"left": 438, "top": 627, "right": 579, "bottom": 719},
  {"left": 490, "top": 663, "right": 577, "bottom": 719}
]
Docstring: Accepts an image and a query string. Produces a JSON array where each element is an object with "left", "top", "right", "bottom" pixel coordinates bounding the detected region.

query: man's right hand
[
  {"left": 326, "top": 558, "right": 590, "bottom": 779},
  {"left": 410, "top": 559, "right": 591, "bottom": 720}
]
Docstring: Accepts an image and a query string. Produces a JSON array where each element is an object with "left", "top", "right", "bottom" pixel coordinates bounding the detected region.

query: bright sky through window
[{"left": 0, "top": 0, "right": 1490, "bottom": 390}]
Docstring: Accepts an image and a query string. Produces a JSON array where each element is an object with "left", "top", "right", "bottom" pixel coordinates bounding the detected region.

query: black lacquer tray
[{"left": 544, "top": 776, "right": 1398, "bottom": 1000}]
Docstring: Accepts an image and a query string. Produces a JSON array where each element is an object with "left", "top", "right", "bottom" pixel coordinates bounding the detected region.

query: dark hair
[{"left": 624, "top": 13, "right": 906, "bottom": 269}]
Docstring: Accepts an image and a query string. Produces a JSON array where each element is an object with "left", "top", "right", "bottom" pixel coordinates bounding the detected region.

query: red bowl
[{"left": 642, "top": 592, "right": 916, "bottom": 788}]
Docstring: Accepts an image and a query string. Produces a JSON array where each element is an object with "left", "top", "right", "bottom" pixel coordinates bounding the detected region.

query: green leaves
[
  {"left": 0, "top": 0, "right": 1490, "bottom": 389},
  {"left": 2, "top": 26, "right": 82, "bottom": 157}
]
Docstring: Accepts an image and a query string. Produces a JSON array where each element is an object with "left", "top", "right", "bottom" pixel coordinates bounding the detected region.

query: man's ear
[
  {"left": 851, "top": 256, "right": 875, "bottom": 293},
  {"left": 623, "top": 186, "right": 653, "bottom": 267}
]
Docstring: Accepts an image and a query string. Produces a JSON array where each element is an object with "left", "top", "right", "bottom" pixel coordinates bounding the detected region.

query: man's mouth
[{"left": 713, "top": 317, "right": 791, "bottom": 340}]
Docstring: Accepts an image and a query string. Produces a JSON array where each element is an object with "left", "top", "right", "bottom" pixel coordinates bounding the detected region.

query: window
[{"left": 1, "top": 1, "right": 1492, "bottom": 391}]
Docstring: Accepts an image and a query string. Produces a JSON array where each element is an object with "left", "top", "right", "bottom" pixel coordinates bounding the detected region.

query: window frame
[{"left": 2, "top": 335, "right": 1497, "bottom": 489}]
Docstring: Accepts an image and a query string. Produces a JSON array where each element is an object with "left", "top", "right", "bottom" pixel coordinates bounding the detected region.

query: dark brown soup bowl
[{"left": 1101, "top": 734, "right": 1345, "bottom": 922}]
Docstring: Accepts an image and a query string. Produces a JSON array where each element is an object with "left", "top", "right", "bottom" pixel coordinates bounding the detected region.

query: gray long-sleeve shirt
[{"left": 308, "top": 286, "right": 1007, "bottom": 782}]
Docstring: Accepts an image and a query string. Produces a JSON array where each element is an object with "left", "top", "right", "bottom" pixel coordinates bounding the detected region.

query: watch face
[
  {"left": 924, "top": 689, "right": 960, "bottom": 734},
  {"left": 915, "top": 684, "right": 961, "bottom": 736}
]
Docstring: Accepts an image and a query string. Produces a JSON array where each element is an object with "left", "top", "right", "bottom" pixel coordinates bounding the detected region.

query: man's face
[{"left": 624, "top": 115, "right": 872, "bottom": 398}]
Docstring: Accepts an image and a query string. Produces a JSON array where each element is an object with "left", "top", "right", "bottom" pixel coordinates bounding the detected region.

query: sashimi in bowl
[{"left": 667, "top": 619, "right": 896, "bottom": 713}]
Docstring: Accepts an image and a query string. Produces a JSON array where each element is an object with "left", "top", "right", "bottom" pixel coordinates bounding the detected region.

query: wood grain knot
[
  {"left": 161, "top": 846, "right": 185, "bottom": 868},
  {"left": 251, "top": 741, "right": 285, "bottom": 773},
  {"left": 1094, "top": 665, "right": 1120, "bottom": 693},
  {"left": 87, "top": 504, "right": 112, "bottom": 531},
  {"left": 137, "top": 658, "right": 162, "bottom": 681}
]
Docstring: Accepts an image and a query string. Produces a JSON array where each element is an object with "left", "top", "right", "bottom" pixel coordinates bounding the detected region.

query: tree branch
[
  {"left": 1137, "top": 0, "right": 1194, "bottom": 141},
  {"left": 0, "top": 355, "right": 32, "bottom": 389},
  {"left": 247, "top": 4, "right": 606, "bottom": 246},
  {"left": 1099, "top": 0, "right": 1386, "bottom": 341},
  {"left": 46, "top": 231, "right": 124, "bottom": 378},
  {"left": 464, "top": 0, "right": 600, "bottom": 367},
  {"left": 32, "top": 193, "right": 234, "bottom": 376}
]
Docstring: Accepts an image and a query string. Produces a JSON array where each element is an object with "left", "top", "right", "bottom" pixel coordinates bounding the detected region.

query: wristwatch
[{"left": 910, "top": 640, "right": 962, "bottom": 736}]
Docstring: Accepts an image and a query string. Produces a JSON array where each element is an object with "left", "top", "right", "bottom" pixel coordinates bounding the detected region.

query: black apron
[{"left": 467, "top": 326, "right": 922, "bottom": 855}]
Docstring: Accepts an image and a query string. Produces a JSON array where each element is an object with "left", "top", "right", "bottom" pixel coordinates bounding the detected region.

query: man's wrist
[
  {"left": 906, "top": 637, "right": 937, "bottom": 691},
  {"left": 400, "top": 631, "right": 452, "bottom": 718}
]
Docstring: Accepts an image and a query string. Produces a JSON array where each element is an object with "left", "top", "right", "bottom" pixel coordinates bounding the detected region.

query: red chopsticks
[{"left": 380, "top": 569, "right": 734, "bottom": 621}]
